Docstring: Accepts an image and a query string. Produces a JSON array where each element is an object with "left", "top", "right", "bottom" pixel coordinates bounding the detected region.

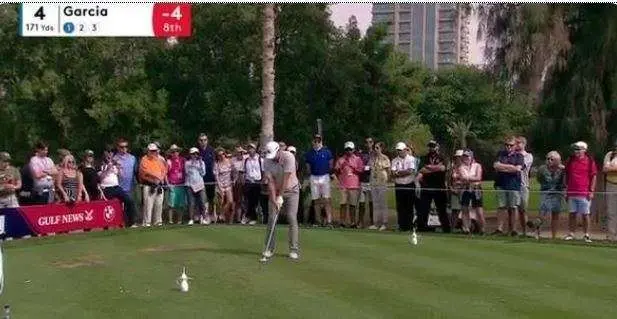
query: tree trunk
[{"left": 260, "top": 4, "right": 277, "bottom": 149}]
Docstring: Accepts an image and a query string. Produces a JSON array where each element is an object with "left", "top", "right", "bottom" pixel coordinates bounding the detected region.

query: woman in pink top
[
  {"left": 334, "top": 141, "right": 364, "bottom": 227},
  {"left": 166, "top": 145, "right": 186, "bottom": 224},
  {"left": 214, "top": 148, "right": 235, "bottom": 223}
]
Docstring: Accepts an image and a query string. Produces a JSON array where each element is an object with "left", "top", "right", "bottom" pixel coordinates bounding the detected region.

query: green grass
[{"left": 2, "top": 226, "right": 616, "bottom": 318}]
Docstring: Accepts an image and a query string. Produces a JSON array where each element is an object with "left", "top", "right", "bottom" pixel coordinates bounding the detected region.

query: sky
[{"left": 329, "top": 3, "right": 485, "bottom": 65}]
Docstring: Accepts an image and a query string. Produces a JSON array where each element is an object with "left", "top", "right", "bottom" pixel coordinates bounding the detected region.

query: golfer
[{"left": 262, "top": 141, "right": 301, "bottom": 261}]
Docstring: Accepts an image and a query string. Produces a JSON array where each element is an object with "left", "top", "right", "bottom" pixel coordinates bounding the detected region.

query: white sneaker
[
  {"left": 248, "top": 220, "right": 257, "bottom": 226},
  {"left": 368, "top": 225, "right": 378, "bottom": 230},
  {"left": 378, "top": 225, "right": 387, "bottom": 231},
  {"left": 204, "top": 217, "right": 211, "bottom": 225},
  {"left": 263, "top": 250, "right": 273, "bottom": 258},
  {"left": 289, "top": 252, "right": 299, "bottom": 260},
  {"left": 241, "top": 217, "right": 248, "bottom": 225},
  {"left": 584, "top": 235, "right": 592, "bottom": 243},
  {"left": 144, "top": 223, "right": 151, "bottom": 228},
  {"left": 564, "top": 234, "right": 574, "bottom": 241},
  {"left": 130, "top": 224, "right": 139, "bottom": 228},
  {"left": 188, "top": 220, "right": 194, "bottom": 225}
]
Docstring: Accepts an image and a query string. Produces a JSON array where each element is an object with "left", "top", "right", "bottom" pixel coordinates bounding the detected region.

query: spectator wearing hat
[
  {"left": 0, "top": 152, "right": 21, "bottom": 208},
  {"left": 166, "top": 144, "right": 186, "bottom": 224},
  {"left": 80, "top": 149, "right": 103, "bottom": 201},
  {"left": 100, "top": 149, "right": 138, "bottom": 227},
  {"left": 603, "top": 139, "right": 617, "bottom": 242},
  {"left": 243, "top": 143, "right": 264, "bottom": 225},
  {"left": 493, "top": 136, "right": 526, "bottom": 236},
  {"left": 29, "top": 141, "right": 58, "bottom": 204},
  {"left": 564, "top": 141, "right": 597, "bottom": 242},
  {"left": 391, "top": 142, "right": 418, "bottom": 232},
  {"left": 139, "top": 143, "right": 168, "bottom": 227},
  {"left": 185, "top": 147, "right": 207, "bottom": 225},
  {"left": 417, "top": 140, "right": 451, "bottom": 233},
  {"left": 198, "top": 134, "right": 216, "bottom": 220},
  {"left": 334, "top": 141, "right": 364, "bottom": 228},
  {"left": 304, "top": 134, "right": 334, "bottom": 227}
]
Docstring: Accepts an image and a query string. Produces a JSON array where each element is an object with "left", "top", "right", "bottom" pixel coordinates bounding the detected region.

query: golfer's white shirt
[{"left": 391, "top": 155, "right": 416, "bottom": 185}]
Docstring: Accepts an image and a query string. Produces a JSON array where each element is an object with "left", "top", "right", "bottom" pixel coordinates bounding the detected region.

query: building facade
[{"left": 372, "top": 3, "right": 470, "bottom": 69}]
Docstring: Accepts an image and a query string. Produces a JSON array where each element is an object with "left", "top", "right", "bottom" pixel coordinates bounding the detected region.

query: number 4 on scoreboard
[
  {"left": 34, "top": 6, "right": 46, "bottom": 20},
  {"left": 171, "top": 5, "right": 182, "bottom": 20}
]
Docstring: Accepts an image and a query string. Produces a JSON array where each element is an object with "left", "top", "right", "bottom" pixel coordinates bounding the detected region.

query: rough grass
[{"left": 1, "top": 225, "right": 616, "bottom": 318}]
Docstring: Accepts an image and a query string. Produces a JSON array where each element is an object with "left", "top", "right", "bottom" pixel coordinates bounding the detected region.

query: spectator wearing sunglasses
[{"left": 493, "top": 136, "right": 525, "bottom": 236}]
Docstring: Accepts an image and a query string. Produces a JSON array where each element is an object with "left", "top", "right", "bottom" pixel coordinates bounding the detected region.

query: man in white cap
[
  {"left": 138, "top": 143, "right": 168, "bottom": 227},
  {"left": 334, "top": 141, "right": 364, "bottom": 227},
  {"left": 391, "top": 142, "right": 418, "bottom": 232},
  {"left": 262, "top": 141, "right": 301, "bottom": 260},
  {"left": 564, "top": 141, "right": 597, "bottom": 242}
]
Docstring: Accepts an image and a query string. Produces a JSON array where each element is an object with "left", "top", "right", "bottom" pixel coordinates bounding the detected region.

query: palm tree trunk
[{"left": 260, "top": 4, "right": 277, "bottom": 149}]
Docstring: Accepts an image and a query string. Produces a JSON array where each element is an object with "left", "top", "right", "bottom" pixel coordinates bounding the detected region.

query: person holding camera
[{"left": 139, "top": 143, "right": 168, "bottom": 227}]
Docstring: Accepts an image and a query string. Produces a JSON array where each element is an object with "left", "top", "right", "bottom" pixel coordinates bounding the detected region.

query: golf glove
[{"left": 275, "top": 195, "right": 284, "bottom": 210}]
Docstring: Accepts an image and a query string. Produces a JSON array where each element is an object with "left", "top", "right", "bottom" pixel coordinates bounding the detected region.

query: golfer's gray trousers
[{"left": 264, "top": 190, "right": 300, "bottom": 253}]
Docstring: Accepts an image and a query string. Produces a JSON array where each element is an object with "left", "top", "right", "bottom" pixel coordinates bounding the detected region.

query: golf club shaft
[{"left": 263, "top": 208, "right": 281, "bottom": 256}]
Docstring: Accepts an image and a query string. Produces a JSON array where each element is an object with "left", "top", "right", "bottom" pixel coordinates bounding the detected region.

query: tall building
[{"left": 371, "top": 3, "right": 470, "bottom": 69}]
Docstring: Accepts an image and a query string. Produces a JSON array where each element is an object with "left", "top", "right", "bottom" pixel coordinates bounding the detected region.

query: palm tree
[
  {"left": 447, "top": 120, "right": 475, "bottom": 150},
  {"left": 260, "top": 4, "right": 277, "bottom": 149}
]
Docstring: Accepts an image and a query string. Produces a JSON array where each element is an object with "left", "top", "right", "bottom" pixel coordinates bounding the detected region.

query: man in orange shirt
[{"left": 139, "top": 143, "right": 168, "bottom": 227}]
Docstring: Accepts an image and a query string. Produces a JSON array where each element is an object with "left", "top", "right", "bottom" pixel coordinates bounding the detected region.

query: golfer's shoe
[
  {"left": 289, "top": 252, "right": 299, "bottom": 260},
  {"left": 584, "top": 234, "right": 592, "bottom": 243},
  {"left": 368, "top": 225, "right": 378, "bottom": 230},
  {"left": 564, "top": 234, "right": 574, "bottom": 241}
]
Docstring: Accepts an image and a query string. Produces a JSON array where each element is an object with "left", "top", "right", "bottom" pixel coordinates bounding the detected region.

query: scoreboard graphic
[{"left": 19, "top": 3, "right": 192, "bottom": 37}]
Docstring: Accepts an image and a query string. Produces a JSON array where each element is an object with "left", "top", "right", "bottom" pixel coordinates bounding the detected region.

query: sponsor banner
[{"left": 0, "top": 200, "right": 124, "bottom": 238}]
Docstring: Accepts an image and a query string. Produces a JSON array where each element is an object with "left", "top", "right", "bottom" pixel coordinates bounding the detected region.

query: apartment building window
[
  {"left": 399, "top": 22, "right": 411, "bottom": 32},
  {"left": 399, "top": 12, "right": 411, "bottom": 21}
]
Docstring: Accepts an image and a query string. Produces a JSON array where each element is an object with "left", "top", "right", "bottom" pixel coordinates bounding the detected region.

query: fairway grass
[{"left": 2, "top": 226, "right": 616, "bottom": 319}]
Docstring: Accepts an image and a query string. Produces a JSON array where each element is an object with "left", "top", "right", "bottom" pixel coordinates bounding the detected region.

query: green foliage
[{"left": 418, "top": 66, "right": 534, "bottom": 154}]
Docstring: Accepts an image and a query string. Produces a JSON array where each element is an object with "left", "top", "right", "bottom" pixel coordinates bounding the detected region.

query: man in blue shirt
[
  {"left": 198, "top": 133, "right": 216, "bottom": 219},
  {"left": 113, "top": 138, "right": 138, "bottom": 226},
  {"left": 493, "top": 136, "right": 525, "bottom": 236},
  {"left": 304, "top": 134, "right": 334, "bottom": 227}
]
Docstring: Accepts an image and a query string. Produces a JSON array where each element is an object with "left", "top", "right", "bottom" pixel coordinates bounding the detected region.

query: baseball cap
[
  {"left": 344, "top": 141, "right": 355, "bottom": 150},
  {"left": 84, "top": 149, "right": 94, "bottom": 157},
  {"left": 463, "top": 149, "right": 474, "bottom": 157},
  {"left": 313, "top": 134, "right": 322, "bottom": 141},
  {"left": 264, "top": 141, "right": 280, "bottom": 159},
  {"left": 0, "top": 152, "right": 11, "bottom": 162},
  {"left": 247, "top": 143, "right": 257, "bottom": 149},
  {"left": 395, "top": 142, "right": 407, "bottom": 151},
  {"left": 168, "top": 144, "right": 181, "bottom": 152},
  {"left": 189, "top": 147, "right": 199, "bottom": 154},
  {"left": 572, "top": 141, "right": 588, "bottom": 151},
  {"left": 427, "top": 140, "right": 439, "bottom": 147},
  {"left": 287, "top": 146, "right": 297, "bottom": 154},
  {"left": 454, "top": 150, "right": 464, "bottom": 157},
  {"left": 147, "top": 143, "right": 159, "bottom": 151}
]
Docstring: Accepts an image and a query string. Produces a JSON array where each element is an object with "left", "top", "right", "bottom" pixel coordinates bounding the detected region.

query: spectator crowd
[{"left": 0, "top": 133, "right": 616, "bottom": 243}]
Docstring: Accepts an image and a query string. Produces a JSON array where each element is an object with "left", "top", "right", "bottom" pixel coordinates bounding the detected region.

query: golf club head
[{"left": 259, "top": 256, "right": 270, "bottom": 264}]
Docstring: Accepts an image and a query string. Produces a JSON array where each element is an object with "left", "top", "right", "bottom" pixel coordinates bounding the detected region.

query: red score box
[{"left": 152, "top": 3, "right": 192, "bottom": 37}]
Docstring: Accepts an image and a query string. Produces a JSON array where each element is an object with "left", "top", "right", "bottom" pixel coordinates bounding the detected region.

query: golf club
[{"left": 260, "top": 207, "right": 280, "bottom": 264}]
